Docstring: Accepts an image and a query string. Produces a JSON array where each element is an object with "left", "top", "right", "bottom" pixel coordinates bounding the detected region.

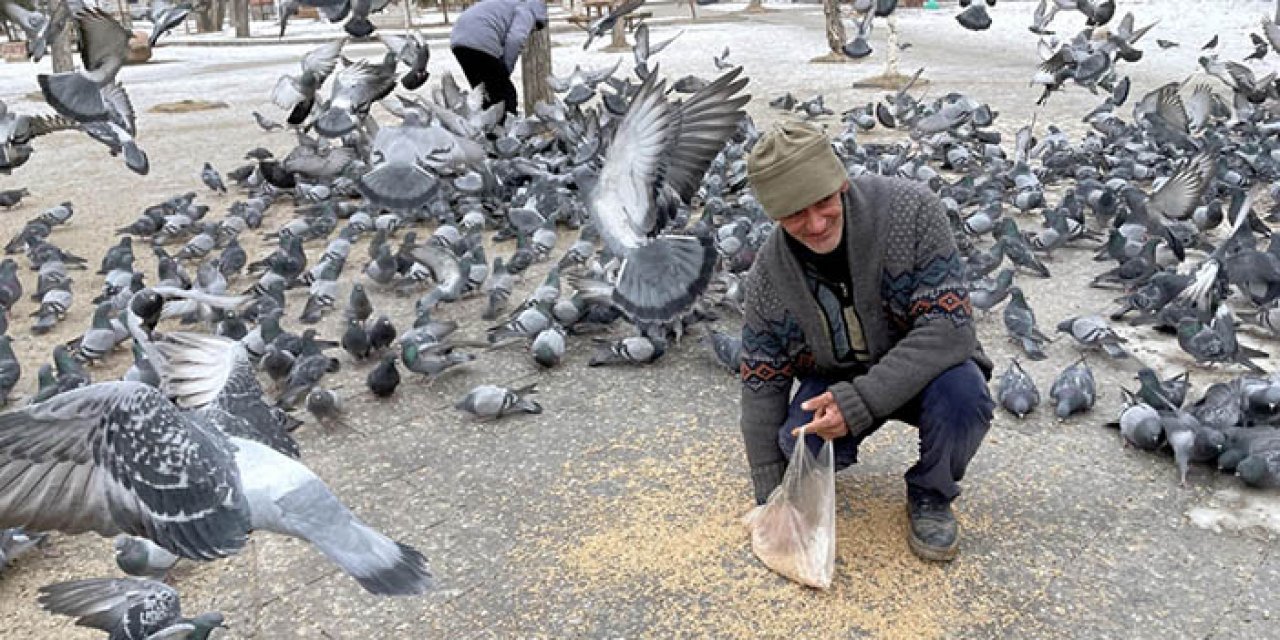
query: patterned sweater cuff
[
  {"left": 830, "top": 381, "right": 875, "bottom": 436},
  {"left": 751, "top": 462, "right": 787, "bottom": 505}
]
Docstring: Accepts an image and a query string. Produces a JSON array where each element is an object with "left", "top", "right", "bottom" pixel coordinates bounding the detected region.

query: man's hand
[{"left": 792, "top": 391, "right": 848, "bottom": 440}]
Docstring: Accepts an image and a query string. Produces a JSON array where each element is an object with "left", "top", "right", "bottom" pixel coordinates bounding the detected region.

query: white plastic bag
[{"left": 744, "top": 428, "right": 836, "bottom": 589}]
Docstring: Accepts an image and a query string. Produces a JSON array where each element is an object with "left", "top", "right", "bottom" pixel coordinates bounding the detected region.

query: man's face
[{"left": 779, "top": 183, "right": 846, "bottom": 254}]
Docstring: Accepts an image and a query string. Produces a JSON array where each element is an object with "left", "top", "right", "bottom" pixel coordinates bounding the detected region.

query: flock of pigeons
[{"left": 0, "top": 0, "right": 1279, "bottom": 636}]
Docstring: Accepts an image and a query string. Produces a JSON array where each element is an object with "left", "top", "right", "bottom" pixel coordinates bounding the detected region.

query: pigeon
[
  {"left": 367, "top": 315, "right": 397, "bottom": 353},
  {"left": 956, "top": 3, "right": 992, "bottom": 31},
  {"left": 1135, "top": 367, "right": 1189, "bottom": 412},
  {"left": 271, "top": 38, "right": 346, "bottom": 127},
  {"left": 996, "top": 359, "right": 1040, "bottom": 418},
  {"left": 588, "top": 335, "right": 666, "bottom": 366},
  {"left": 530, "top": 325, "right": 566, "bottom": 368},
  {"left": 114, "top": 534, "right": 179, "bottom": 579},
  {"left": 338, "top": 316, "right": 372, "bottom": 361},
  {"left": 1112, "top": 389, "right": 1163, "bottom": 450},
  {"left": 402, "top": 341, "right": 475, "bottom": 381},
  {"left": 1176, "top": 306, "right": 1268, "bottom": 374},
  {"left": 456, "top": 383, "right": 542, "bottom": 419},
  {"left": 0, "top": 332, "right": 432, "bottom": 595},
  {"left": 252, "top": 110, "right": 284, "bottom": 132},
  {"left": 0, "top": 335, "right": 19, "bottom": 406},
  {"left": 37, "top": 8, "right": 147, "bottom": 174},
  {"left": 1162, "top": 410, "right": 1222, "bottom": 486},
  {"left": 1201, "top": 34, "right": 1218, "bottom": 50},
  {"left": 1055, "top": 315, "right": 1129, "bottom": 358},
  {"left": 1049, "top": 357, "right": 1096, "bottom": 419},
  {"left": 1237, "top": 448, "right": 1280, "bottom": 489},
  {"left": 0, "top": 187, "right": 31, "bottom": 208},
  {"left": 379, "top": 30, "right": 431, "bottom": 90},
  {"left": 39, "top": 578, "right": 225, "bottom": 640},
  {"left": 305, "top": 387, "right": 347, "bottom": 432},
  {"left": 0, "top": 527, "right": 46, "bottom": 571},
  {"left": 586, "top": 65, "right": 748, "bottom": 323},
  {"left": 146, "top": 0, "right": 192, "bottom": 48},
  {"left": 581, "top": 0, "right": 646, "bottom": 50},
  {"left": 200, "top": 162, "right": 226, "bottom": 193},
  {"left": 702, "top": 328, "right": 741, "bottom": 373},
  {"left": 1002, "top": 287, "right": 1049, "bottom": 360},
  {"left": 0, "top": 0, "right": 65, "bottom": 61},
  {"left": 311, "top": 57, "right": 397, "bottom": 138},
  {"left": 367, "top": 352, "right": 401, "bottom": 398},
  {"left": 969, "top": 268, "right": 1015, "bottom": 313}
]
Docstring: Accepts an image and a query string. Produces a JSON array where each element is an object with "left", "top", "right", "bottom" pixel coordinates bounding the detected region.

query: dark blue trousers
[{"left": 778, "top": 360, "right": 994, "bottom": 504}]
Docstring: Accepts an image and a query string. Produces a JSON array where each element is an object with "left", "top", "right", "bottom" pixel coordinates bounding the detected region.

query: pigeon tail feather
[{"left": 612, "top": 234, "right": 716, "bottom": 323}]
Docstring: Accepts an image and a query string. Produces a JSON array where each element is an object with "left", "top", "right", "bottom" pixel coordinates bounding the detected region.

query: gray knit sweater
[{"left": 739, "top": 175, "right": 993, "bottom": 504}]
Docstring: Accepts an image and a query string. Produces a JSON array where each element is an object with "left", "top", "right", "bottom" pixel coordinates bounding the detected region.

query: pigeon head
[{"left": 189, "top": 612, "right": 227, "bottom": 637}]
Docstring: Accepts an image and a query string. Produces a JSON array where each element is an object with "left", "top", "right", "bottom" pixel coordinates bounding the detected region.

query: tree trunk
[
  {"left": 1275, "top": 0, "right": 1279, "bottom": 24},
  {"left": 401, "top": 0, "right": 413, "bottom": 29},
  {"left": 114, "top": 0, "right": 133, "bottom": 29},
  {"left": 688, "top": 0, "right": 696, "bottom": 20},
  {"left": 822, "top": 0, "right": 845, "bottom": 56},
  {"left": 49, "top": 19, "right": 75, "bottom": 73},
  {"left": 885, "top": 12, "right": 899, "bottom": 77},
  {"left": 194, "top": 0, "right": 224, "bottom": 33},
  {"left": 745, "top": 0, "right": 765, "bottom": 12},
  {"left": 520, "top": 25, "right": 551, "bottom": 115},
  {"left": 609, "top": 15, "right": 627, "bottom": 50},
  {"left": 232, "top": 0, "right": 251, "bottom": 37},
  {"left": 439, "top": 0, "right": 450, "bottom": 25}
]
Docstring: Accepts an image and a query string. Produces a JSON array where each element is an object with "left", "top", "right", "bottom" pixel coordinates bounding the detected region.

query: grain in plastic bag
[{"left": 744, "top": 427, "right": 836, "bottom": 589}]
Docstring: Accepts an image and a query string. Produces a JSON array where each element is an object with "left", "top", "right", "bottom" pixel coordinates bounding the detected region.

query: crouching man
[{"left": 740, "top": 121, "right": 995, "bottom": 561}]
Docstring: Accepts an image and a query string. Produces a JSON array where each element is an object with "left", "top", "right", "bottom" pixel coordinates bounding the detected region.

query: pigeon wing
[
  {"left": 38, "top": 577, "right": 181, "bottom": 637},
  {"left": 302, "top": 37, "right": 347, "bottom": 79},
  {"left": 589, "top": 67, "right": 674, "bottom": 255},
  {"left": 1148, "top": 152, "right": 1215, "bottom": 220},
  {"left": 654, "top": 65, "right": 750, "bottom": 203},
  {"left": 0, "top": 382, "right": 250, "bottom": 559},
  {"left": 1152, "top": 82, "right": 1189, "bottom": 133},
  {"left": 75, "top": 8, "right": 130, "bottom": 77}
]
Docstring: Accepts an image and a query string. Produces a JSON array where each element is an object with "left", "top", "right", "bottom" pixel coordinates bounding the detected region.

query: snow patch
[{"left": 1187, "top": 488, "right": 1280, "bottom": 539}]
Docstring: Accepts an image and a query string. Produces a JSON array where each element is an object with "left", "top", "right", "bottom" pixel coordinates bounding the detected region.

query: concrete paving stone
[
  {"left": 254, "top": 570, "right": 469, "bottom": 638},
  {"left": 1212, "top": 548, "right": 1280, "bottom": 633}
]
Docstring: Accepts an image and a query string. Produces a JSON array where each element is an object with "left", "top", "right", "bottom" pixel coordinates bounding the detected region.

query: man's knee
[{"left": 919, "top": 360, "right": 995, "bottom": 437}]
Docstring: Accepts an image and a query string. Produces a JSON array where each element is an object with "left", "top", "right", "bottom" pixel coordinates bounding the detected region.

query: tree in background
[
  {"left": 521, "top": 21, "right": 551, "bottom": 115},
  {"left": 232, "top": 0, "right": 249, "bottom": 36}
]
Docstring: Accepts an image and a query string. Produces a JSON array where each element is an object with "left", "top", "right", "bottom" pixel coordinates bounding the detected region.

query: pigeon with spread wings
[
  {"left": 0, "top": 334, "right": 433, "bottom": 596},
  {"left": 587, "top": 65, "right": 749, "bottom": 323}
]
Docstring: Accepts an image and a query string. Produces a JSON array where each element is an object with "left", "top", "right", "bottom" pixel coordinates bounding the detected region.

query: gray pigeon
[
  {"left": 305, "top": 387, "right": 347, "bottom": 432},
  {"left": 1, "top": 527, "right": 47, "bottom": 571},
  {"left": 200, "top": 162, "right": 226, "bottom": 193},
  {"left": 1049, "top": 357, "right": 1096, "bottom": 418},
  {"left": 114, "top": 534, "right": 179, "bottom": 579},
  {"left": 586, "top": 65, "right": 748, "bottom": 323},
  {"left": 1, "top": 333, "right": 433, "bottom": 596},
  {"left": 1056, "top": 314, "right": 1129, "bottom": 358},
  {"left": 996, "top": 359, "right": 1040, "bottom": 418},
  {"left": 702, "top": 328, "right": 741, "bottom": 373},
  {"left": 456, "top": 383, "right": 542, "bottom": 419},
  {"left": 1003, "top": 287, "right": 1049, "bottom": 360},
  {"left": 1113, "top": 389, "right": 1163, "bottom": 450},
  {"left": 530, "top": 325, "right": 566, "bottom": 368},
  {"left": 1237, "top": 447, "right": 1280, "bottom": 488},
  {"left": 40, "top": 578, "right": 225, "bottom": 640},
  {"left": 0, "top": 335, "right": 20, "bottom": 406},
  {"left": 588, "top": 335, "right": 666, "bottom": 366}
]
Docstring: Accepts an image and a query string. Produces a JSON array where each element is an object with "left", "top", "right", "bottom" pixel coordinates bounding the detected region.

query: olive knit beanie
[{"left": 746, "top": 120, "right": 847, "bottom": 220}]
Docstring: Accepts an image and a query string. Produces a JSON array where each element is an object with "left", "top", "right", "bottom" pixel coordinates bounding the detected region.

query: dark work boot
[{"left": 906, "top": 493, "right": 959, "bottom": 562}]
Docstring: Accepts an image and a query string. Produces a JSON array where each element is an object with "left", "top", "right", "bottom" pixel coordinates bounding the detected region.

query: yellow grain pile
[{"left": 513, "top": 417, "right": 1004, "bottom": 639}]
